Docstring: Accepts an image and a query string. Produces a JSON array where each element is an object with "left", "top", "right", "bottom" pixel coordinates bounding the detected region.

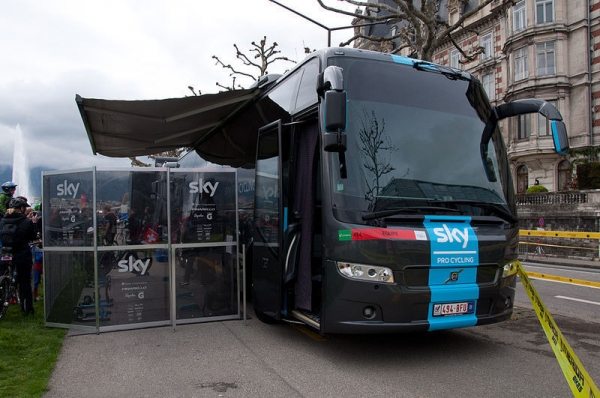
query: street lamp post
[{"left": 269, "top": 0, "right": 389, "bottom": 47}]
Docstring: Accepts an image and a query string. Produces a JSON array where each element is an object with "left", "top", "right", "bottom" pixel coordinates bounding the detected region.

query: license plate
[
  {"left": 0, "top": 255, "right": 12, "bottom": 261},
  {"left": 433, "top": 302, "right": 474, "bottom": 317}
]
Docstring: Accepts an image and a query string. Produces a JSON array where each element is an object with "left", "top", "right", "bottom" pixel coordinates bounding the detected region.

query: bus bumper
[{"left": 321, "top": 262, "right": 516, "bottom": 334}]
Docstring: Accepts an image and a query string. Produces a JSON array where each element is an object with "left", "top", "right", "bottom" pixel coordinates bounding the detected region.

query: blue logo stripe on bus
[
  {"left": 390, "top": 54, "right": 415, "bottom": 66},
  {"left": 283, "top": 206, "right": 288, "bottom": 232},
  {"left": 424, "top": 215, "right": 479, "bottom": 331}
]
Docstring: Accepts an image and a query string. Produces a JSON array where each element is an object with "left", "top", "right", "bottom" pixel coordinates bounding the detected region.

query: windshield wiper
[
  {"left": 362, "top": 206, "right": 461, "bottom": 221},
  {"left": 432, "top": 200, "right": 517, "bottom": 224},
  {"left": 413, "top": 61, "right": 470, "bottom": 81}
]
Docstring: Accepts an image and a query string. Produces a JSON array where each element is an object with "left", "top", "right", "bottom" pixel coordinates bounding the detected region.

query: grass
[{"left": 0, "top": 297, "right": 66, "bottom": 398}]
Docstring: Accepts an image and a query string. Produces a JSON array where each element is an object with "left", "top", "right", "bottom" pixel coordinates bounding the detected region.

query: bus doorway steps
[{"left": 291, "top": 310, "right": 320, "bottom": 330}]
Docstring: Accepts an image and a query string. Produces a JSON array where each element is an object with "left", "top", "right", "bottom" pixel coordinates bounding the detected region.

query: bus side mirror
[
  {"left": 493, "top": 99, "right": 569, "bottom": 155},
  {"left": 324, "top": 91, "right": 346, "bottom": 134},
  {"left": 319, "top": 66, "right": 347, "bottom": 152},
  {"left": 550, "top": 120, "right": 569, "bottom": 155}
]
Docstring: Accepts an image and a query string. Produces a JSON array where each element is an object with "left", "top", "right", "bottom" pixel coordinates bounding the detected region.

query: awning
[{"left": 76, "top": 88, "right": 265, "bottom": 167}]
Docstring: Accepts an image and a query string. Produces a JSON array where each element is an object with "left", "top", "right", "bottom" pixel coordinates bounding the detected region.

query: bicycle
[{"left": 0, "top": 249, "right": 19, "bottom": 320}]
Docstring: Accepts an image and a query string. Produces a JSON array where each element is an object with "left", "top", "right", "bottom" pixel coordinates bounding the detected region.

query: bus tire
[{"left": 254, "top": 308, "right": 279, "bottom": 324}]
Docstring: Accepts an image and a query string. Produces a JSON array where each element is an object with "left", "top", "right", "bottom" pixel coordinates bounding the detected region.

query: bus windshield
[{"left": 328, "top": 56, "right": 510, "bottom": 223}]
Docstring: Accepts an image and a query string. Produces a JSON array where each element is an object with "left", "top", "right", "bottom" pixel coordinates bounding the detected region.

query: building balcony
[
  {"left": 507, "top": 135, "right": 557, "bottom": 158},
  {"left": 504, "top": 23, "right": 568, "bottom": 50}
]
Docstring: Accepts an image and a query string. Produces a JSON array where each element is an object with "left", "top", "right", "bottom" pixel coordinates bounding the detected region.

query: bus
[{"left": 185, "top": 47, "right": 569, "bottom": 333}]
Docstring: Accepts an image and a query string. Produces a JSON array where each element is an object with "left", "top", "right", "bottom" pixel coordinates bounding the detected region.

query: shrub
[
  {"left": 526, "top": 185, "right": 549, "bottom": 193},
  {"left": 576, "top": 162, "right": 600, "bottom": 189}
]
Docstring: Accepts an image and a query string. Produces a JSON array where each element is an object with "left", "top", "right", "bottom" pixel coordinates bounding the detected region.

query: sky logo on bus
[
  {"left": 56, "top": 180, "right": 80, "bottom": 199},
  {"left": 117, "top": 256, "right": 152, "bottom": 276},
  {"left": 189, "top": 179, "right": 219, "bottom": 196},
  {"left": 432, "top": 225, "right": 469, "bottom": 249},
  {"left": 424, "top": 217, "right": 479, "bottom": 268}
]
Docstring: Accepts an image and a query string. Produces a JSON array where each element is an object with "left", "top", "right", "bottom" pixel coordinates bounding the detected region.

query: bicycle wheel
[{"left": 0, "top": 276, "right": 11, "bottom": 320}]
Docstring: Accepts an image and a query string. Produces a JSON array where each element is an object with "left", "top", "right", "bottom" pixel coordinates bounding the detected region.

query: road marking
[
  {"left": 555, "top": 295, "right": 600, "bottom": 306},
  {"left": 525, "top": 271, "right": 600, "bottom": 289}
]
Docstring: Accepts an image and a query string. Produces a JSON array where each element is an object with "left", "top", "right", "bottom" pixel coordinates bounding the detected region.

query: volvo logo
[{"left": 444, "top": 269, "right": 463, "bottom": 284}]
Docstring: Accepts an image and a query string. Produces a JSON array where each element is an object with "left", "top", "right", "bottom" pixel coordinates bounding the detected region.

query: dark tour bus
[{"left": 177, "top": 47, "right": 570, "bottom": 333}]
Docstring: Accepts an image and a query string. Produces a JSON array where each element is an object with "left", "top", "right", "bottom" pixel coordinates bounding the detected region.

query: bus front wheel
[{"left": 254, "top": 307, "right": 279, "bottom": 324}]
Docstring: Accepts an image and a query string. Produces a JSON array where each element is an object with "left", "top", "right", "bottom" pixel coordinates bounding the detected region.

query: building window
[
  {"left": 513, "top": 0, "right": 527, "bottom": 32},
  {"left": 517, "top": 165, "right": 529, "bottom": 193},
  {"left": 537, "top": 100, "right": 557, "bottom": 136},
  {"left": 482, "top": 73, "right": 495, "bottom": 101},
  {"left": 557, "top": 160, "right": 571, "bottom": 191},
  {"left": 517, "top": 114, "right": 531, "bottom": 140},
  {"left": 480, "top": 33, "right": 493, "bottom": 60},
  {"left": 450, "top": 49, "right": 460, "bottom": 69},
  {"left": 536, "top": 0, "right": 554, "bottom": 24},
  {"left": 514, "top": 47, "right": 528, "bottom": 81},
  {"left": 536, "top": 41, "right": 555, "bottom": 76}
]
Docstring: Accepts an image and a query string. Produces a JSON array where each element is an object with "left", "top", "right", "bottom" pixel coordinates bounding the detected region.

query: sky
[{"left": 0, "top": 0, "right": 355, "bottom": 175}]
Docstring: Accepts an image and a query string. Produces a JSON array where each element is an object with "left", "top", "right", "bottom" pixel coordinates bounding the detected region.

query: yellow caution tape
[
  {"left": 517, "top": 263, "right": 600, "bottom": 397},
  {"left": 520, "top": 230, "right": 600, "bottom": 240},
  {"left": 526, "top": 271, "right": 600, "bottom": 289}
]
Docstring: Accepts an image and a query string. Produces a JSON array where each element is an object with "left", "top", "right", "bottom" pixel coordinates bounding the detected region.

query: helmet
[
  {"left": 8, "top": 197, "right": 29, "bottom": 209},
  {"left": 1, "top": 181, "right": 17, "bottom": 193}
]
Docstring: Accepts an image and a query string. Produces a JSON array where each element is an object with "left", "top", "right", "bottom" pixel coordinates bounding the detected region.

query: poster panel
[
  {"left": 97, "top": 249, "right": 169, "bottom": 326},
  {"left": 170, "top": 171, "right": 236, "bottom": 244},
  {"left": 43, "top": 171, "right": 94, "bottom": 247},
  {"left": 44, "top": 251, "right": 96, "bottom": 329},
  {"left": 175, "top": 247, "right": 238, "bottom": 320},
  {"left": 96, "top": 170, "right": 168, "bottom": 247}
]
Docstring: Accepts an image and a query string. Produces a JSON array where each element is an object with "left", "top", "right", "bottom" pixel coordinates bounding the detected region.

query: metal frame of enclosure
[{"left": 42, "top": 167, "right": 244, "bottom": 333}]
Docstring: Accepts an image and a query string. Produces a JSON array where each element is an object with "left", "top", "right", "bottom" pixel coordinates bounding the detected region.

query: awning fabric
[{"left": 76, "top": 89, "right": 264, "bottom": 167}]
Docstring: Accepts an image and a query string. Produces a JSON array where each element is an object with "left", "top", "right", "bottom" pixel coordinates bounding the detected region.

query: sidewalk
[{"left": 44, "top": 319, "right": 308, "bottom": 398}]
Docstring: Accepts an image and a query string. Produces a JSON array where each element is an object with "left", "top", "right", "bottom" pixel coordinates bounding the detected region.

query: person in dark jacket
[{"left": 0, "top": 197, "right": 38, "bottom": 315}]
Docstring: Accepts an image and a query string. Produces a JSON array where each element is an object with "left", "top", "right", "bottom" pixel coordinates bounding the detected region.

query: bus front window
[{"left": 328, "top": 57, "right": 511, "bottom": 224}]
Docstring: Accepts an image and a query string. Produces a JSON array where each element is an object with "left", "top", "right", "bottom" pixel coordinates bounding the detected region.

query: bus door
[{"left": 253, "top": 120, "right": 285, "bottom": 321}]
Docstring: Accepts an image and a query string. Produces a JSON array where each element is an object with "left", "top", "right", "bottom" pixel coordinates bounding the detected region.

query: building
[{"left": 353, "top": 0, "right": 600, "bottom": 194}]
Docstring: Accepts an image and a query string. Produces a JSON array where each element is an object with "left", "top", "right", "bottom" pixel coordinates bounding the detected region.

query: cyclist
[
  {"left": 0, "top": 181, "right": 17, "bottom": 218},
  {"left": 0, "top": 197, "right": 38, "bottom": 315}
]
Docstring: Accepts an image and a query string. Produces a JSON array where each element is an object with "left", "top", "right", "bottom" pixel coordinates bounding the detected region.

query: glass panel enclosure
[
  {"left": 169, "top": 169, "right": 238, "bottom": 323},
  {"left": 42, "top": 168, "right": 239, "bottom": 332}
]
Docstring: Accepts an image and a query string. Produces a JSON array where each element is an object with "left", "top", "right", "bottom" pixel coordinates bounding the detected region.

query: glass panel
[
  {"left": 96, "top": 170, "right": 168, "bottom": 246},
  {"left": 98, "top": 249, "right": 170, "bottom": 326},
  {"left": 43, "top": 171, "right": 94, "bottom": 247},
  {"left": 45, "top": 251, "right": 96, "bottom": 328},
  {"left": 255, "top": 131, "right": 280, "bottom": 246},
  {"left": 175, "top": 247, "right": 238, "bottom": 320},
  {"left": 170, "top": 171, "right": 237, "bottom": 244},
  {"left": 295, "top": 59, "right": 319, "bottom": 111}
]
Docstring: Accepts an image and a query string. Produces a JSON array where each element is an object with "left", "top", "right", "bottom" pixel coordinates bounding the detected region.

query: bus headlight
[
  {"left": 502, "top": 261, "right": 519, "bottom": 278},
  {"left": 336, "top": 262, "right": 395, "bottom": 284}
]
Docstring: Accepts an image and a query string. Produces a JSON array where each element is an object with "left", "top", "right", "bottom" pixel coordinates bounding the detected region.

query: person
[
  {"left": 0, "top": 197, "right": 38, "bottom": 315},
  {"left": 31, "top": 242, "right": 43, "bottom": 301},
  {"left": 102, "top": 205, "right": 117, "bottom": 245},
  {"left": 0, "top": 181, "right": 17, "bottom": 218}
]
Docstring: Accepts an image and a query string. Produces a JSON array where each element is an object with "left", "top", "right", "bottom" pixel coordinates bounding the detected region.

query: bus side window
[{"left": 294, "top": 59, "right": 319, "bottom": 112}]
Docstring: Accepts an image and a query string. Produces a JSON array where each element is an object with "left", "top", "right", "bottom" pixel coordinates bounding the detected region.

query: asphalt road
[
  {"left": 520, "top": 262, "right": 600, "bottom": 323},
  {"left": 45, "top": 263, "right": 600, "bottom": 398}
]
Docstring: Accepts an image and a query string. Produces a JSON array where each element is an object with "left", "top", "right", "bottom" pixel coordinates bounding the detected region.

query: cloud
[{"left": 0, "top": 0, "right": 355, "bottom": 171}]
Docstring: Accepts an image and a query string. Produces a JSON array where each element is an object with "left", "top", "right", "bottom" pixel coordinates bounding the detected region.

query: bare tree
[
  {"left": 129, "top": 148, "right": 187, "bottom": 167},
  {"left": 212, "top": 36, "right": 297, "bottom": 91},
  {"left": 317, "top": 0, "right": 501, "bottom": 61},
  {"left": 358, "top": 109, "right": 397, "bottom": 210}
]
